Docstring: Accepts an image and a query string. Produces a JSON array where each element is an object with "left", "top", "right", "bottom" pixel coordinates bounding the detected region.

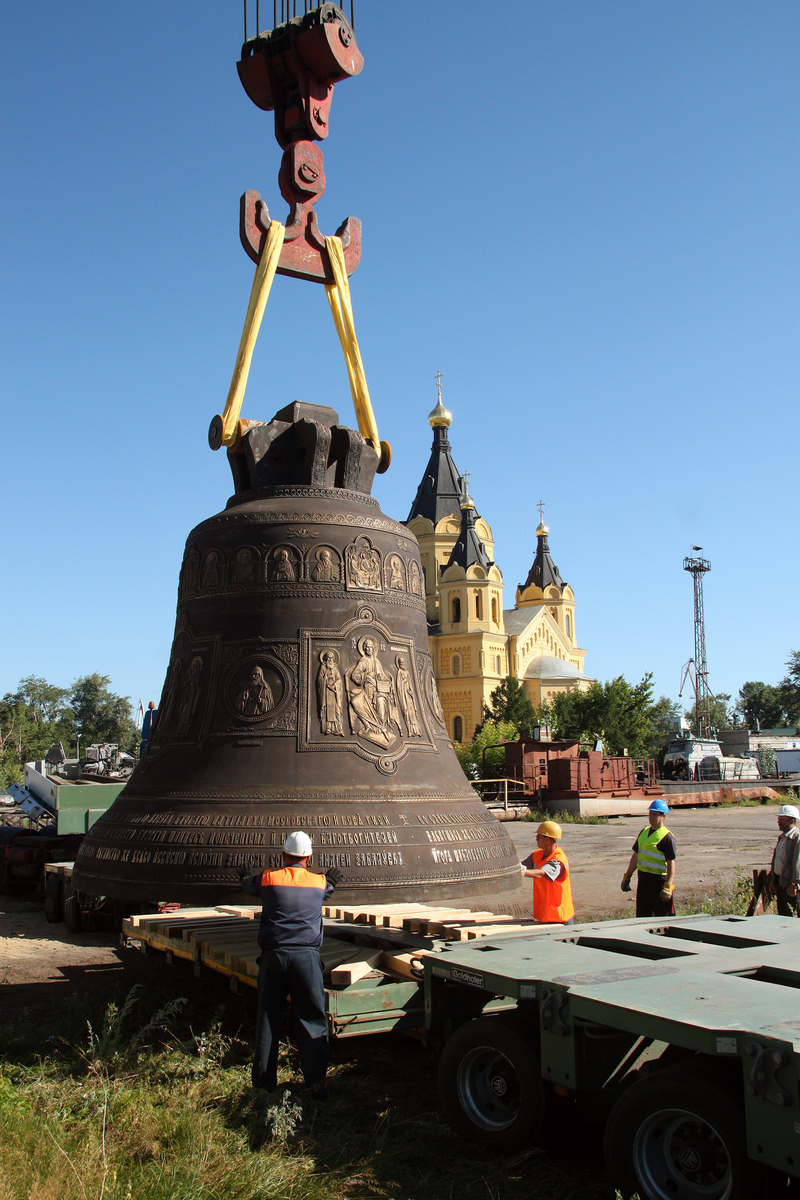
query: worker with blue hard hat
[{"left": 620, "top": 798, "right": 677, "bottom": 917}]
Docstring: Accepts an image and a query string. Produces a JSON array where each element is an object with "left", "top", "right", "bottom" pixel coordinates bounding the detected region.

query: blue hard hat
[{"left": 649, "top": 799, "right": 669, "bottom": 814}]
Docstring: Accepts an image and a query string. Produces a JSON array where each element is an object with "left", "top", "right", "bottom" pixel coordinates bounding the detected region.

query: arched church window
[
  {"left": 452, "top": 655, "right": 461, "bottom": 676},
  {"left": 453, "top": 716, "right": 463, "bottom": 743},
  {"left": 475, "top": 592, "right": 482, "bottom": 619},
  {"left": 452, "top": 597, "right": 461, "bottom": 623},
  {"left": 566, "top": 613, "right": 571, "bottom": 638},
  {"left": 491, "top": 597, "right": 498, "bottom": 623},
  {"left": 495, "top": 655, "right": 501, "bottom": 674}
]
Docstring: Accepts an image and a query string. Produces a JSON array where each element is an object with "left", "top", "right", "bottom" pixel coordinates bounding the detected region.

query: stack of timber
[{"left": 122, "top": 901, "right": 537, "bottom": 1035}]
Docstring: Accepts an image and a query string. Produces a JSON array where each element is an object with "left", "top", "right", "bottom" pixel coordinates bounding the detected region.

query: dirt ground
[{"left": 0, "top": 803, "right": 785, "bottom": 1011}]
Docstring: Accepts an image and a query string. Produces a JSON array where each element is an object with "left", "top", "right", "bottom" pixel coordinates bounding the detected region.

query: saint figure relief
[
  {"left": 346, "top": 540, "right": 381, "bottom": 590},
  {"left": 200, "top": 551, "right": 220, "bottom": 589},
  {"left": 176, "top": 655, "right": 203, "bottom": 737},
  {"left": 312, "top": 549, "right": 339, "bottom": 582},
  {"left": 387, "top": 556, "right": 404, "bottom": 590},
  {"left": 237, "top": 665, "right": 274, "bottom": 717},
  {"left": 395, "top": 655, "right": 422, "bottom": 737},
  {"left": 408, "top": 560, "right": 422, "bottom": 596},
  {"left": 180, "top": 546, "right": 200, "bottom": 595},
  {"left": 232, "top": 547, "right": 256, "bottom": 583},
  {"left": 316, "top": 651, "right": 344, "bottom": 736},
  {"left": 272, "top": 548, "right": 296, "bottom": 582},
  {"left": 345, "top": 637, "right": 400, "bottom": 749},
  {"left": 156, "top": 656, "right": 182, "bottom": 738}
]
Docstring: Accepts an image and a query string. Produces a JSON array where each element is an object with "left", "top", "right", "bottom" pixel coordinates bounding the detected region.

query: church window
[
  {"left": 566, "top": 612, "right": 571, "bottom": 638},
  {"left": 452, "top": 655, "right": 461, "bottom": 676},
  {"left": 453, "top": 715, "right": 463, "bottom": 743},
  {"left": 495, "top": 655, "right": 501, "bottom": 674},
  {"left": 475, "top": 591, "right": 482, "bottom": 619},
  {"left": 491, "top": 596, "right": 498, "bottom": 623},
  {"left": 452, "top": 596, "right": 461, "bottom": 623}
]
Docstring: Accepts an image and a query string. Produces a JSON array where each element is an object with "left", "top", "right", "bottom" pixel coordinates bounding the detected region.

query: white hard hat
[
  {"left": 283, "top": 830, "right": 313, "bottom": 857},
  {"left": 778, "top": 805, "right": 799, "bottom": 820}
]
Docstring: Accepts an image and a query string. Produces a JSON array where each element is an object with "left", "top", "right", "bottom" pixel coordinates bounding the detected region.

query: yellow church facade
[{"left": 404, "top": 388, "right": 591, "bottom": 744}]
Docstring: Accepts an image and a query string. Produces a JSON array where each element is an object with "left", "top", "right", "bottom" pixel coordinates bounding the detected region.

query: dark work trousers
[
  {"left": 635, "top": 871, "right": 675, "bottom": 918},
  {"left": 775, "top": 884, "right": 799, "bottom": 918},
  {"left": 253, "top": 947, "right": 328, "bottom": 1091}
]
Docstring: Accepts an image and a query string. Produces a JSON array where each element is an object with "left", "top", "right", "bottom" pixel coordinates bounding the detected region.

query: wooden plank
[
  {"left": 182, "top": 919, "right": 253, "bottom": 942},
  {"left": 129, "top": 908, "right": 221, "bottom": 927},
  {"left": 330, "top": 952, "right": 385, "bottom": 986},
  {"left": 215, "top": 905, "right": 260, "bottom": 919},
  {"left": 378, "top": 949, "right": 432, "bottom": 980},
  {"left": 403, "top": 909, "right": 473, "bottom": 933},
  {"left": 199, "top": 933, "right": 259, "bottom": 955},
  {"left": 446, "top": 923, "right": 532, "bottom": 942},
  {"left": 222, "top": 943, "right": 260, "bottom": 968}
]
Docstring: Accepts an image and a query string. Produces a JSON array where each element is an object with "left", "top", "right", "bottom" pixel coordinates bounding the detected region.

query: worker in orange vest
[{"left": 520, "top": 821, "right": 575, "bottom": 924}]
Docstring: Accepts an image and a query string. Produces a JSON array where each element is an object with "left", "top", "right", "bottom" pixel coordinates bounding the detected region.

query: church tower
[
  {"left": 405, "top": 375, "right": 494, "bottom": 625},
  {"left": 433, "top": 480, "right": 508, "bottom": 744},
  {"left": 509, "top": 506, "right": 589, "bottom": 709},
  {"left": 405, "top": 385, "right": 591, "bottom": 743}
]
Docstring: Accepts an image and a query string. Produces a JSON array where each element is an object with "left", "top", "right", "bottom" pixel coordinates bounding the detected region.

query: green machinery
[{"left": 426, "top": 913, "right": 800, "bottom": 1198}]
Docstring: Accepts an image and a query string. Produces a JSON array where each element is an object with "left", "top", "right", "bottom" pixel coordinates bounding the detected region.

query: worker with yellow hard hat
[{"left": 520, "top": 820, "right": 575, "bottom": 924}]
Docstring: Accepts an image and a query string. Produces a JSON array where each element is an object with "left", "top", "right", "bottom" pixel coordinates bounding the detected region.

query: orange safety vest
[{"left": 532, "top": 845, "right": 574, "bottom": 923}]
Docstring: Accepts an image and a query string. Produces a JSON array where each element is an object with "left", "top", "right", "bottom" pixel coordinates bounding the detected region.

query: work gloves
[
  {"left": 659, "top": 882, "right": 674, "bottom": 903},
  {"left": 325, "top": 866, "right": 343, "bottom": 887},
  {"left": 620, "top": 875, "right": 632, "bottom": 892},
  {"left": 236, "top": 862, "right": 254, "bottom": 883}
]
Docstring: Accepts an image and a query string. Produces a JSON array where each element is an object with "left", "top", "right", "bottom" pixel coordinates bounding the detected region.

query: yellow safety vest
[{"left": 636, "top": 826, "right": 671, "bottom": 876}]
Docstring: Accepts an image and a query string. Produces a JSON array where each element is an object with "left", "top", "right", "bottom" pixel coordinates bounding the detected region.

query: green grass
[
  {"left": 521, "top": 808, "right": 609, "bottom": 825},
  {"left": 0, "top": 971, "right": 626, "bottom": 1200}
]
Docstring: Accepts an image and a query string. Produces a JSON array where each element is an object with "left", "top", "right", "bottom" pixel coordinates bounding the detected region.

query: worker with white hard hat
[
  {"left": 766, "top": 804, "right": 800, "bottom": 917},
  {"left": 520, "top": 820, "right": 575, "bottom": 923},
  {"left": 238, "top": 831, "right": 342, "bottom": 1097},
  {"left": 621, "top": 799, "right": 677, "bottom": 917}
]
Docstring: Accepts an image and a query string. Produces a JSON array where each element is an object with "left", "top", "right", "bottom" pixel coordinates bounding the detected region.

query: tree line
[
  {"left": 455, "top": 649, "right": 800, "bottom": 779},
  {"left": 0, "top": 675, "right": 138, "bottom": 788}
]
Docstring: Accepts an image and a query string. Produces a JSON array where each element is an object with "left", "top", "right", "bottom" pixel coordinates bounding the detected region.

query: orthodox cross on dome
[
  {"left": 435, "top": 370, "right": 443, "bottom": 402},
  {"left": 462, "top": 470, "right": 471, "bottom": 494},
  {"left": 537, "top": 499, "right": 545, "bottom": 524}
]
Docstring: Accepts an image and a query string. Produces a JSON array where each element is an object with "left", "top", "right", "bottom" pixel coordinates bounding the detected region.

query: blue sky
[{"left": 1, "top": 1, "right": 797, "bottom": 721}]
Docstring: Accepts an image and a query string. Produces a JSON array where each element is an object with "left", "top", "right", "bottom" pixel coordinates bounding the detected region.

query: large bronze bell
[{"left": 72, "top": 403, "right": 524, "bottom": 908}]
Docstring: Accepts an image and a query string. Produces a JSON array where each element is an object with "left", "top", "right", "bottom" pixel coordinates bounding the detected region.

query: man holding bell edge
[
  {"left": 620, "top": 799, "right": 676, "bottom": 917},
  {"left": 238, "top": 831, "right": 341, "bottom": 1098}
]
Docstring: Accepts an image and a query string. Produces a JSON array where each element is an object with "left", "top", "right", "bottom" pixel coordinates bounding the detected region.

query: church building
[{"left": 404, "top": 383, "right": 592, "bottom": 744}]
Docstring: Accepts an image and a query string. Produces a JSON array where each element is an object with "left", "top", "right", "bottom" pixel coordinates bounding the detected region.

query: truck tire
[
  {"left": 604, "top": 1063, "right": 755, "bottom": 1200},
  {"left": 44, "top": 873, "right": 64, "bottom": 923},
  {"left": 438, "top": 1015, "right": 544, "bottom": 1153},
  {"left": 62, "top": 881, "right": 83, "bottom": 933}
]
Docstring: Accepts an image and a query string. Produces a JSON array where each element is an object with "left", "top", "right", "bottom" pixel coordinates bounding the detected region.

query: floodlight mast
[{"left": 683, "top": 553, "right": 712, "bottom": 735}]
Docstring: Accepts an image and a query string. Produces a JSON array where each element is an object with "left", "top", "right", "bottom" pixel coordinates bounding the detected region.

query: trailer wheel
[
  {"left": 438, "top": 1015, "right": 544, "bottom": 1153},
  {"left": 62, "top": 881, "right": 83, "bottom": 933},
  {"left": 604, "top": 1063, "right": 754, "bottom": 1200},
  {"left": 44, "top": 873, "right": 64, "bottom": 923}
]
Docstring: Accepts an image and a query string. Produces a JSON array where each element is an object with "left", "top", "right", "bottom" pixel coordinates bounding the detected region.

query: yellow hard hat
[{"left": 537, "top": 821, "right": 562, "bottom": 840}]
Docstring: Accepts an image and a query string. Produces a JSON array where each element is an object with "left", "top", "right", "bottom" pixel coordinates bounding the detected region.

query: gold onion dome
[
  {"left": 428, "top": 397, "right": 452, "bottom": 428},
  {"left": 460, "top": 479, "right": 475, "bottom": 510},
  {"left": 536, "top": 520, "right": 549, "bottom": 535}
]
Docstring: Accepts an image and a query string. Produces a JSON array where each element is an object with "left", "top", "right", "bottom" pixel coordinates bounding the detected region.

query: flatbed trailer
[{"left": 123, "top": 904, "right": 800, "bottom": 1199}]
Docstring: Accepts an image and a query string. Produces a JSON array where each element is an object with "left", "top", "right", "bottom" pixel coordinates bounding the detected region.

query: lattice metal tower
[{"left": 683, "top": 551, "right": 712, "bottom": 734}]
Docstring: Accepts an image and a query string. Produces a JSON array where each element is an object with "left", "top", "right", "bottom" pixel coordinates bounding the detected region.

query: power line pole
[{"left": 683, "top": 550, "right": 712, "bottom": 735}]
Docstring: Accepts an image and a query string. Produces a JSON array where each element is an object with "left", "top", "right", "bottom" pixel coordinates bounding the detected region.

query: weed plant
[{"left": 0, "top": 972, "right": 624, "bottom": 1200}]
